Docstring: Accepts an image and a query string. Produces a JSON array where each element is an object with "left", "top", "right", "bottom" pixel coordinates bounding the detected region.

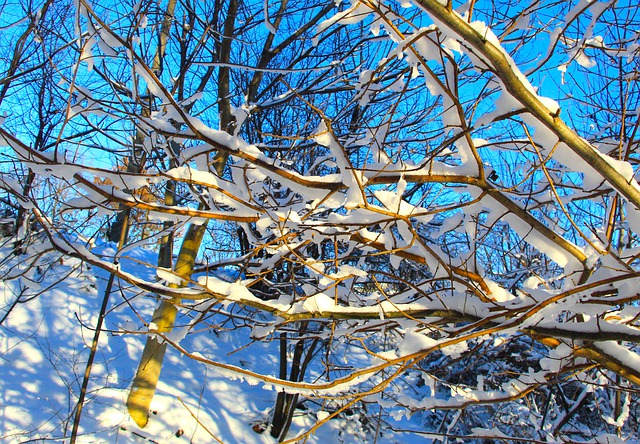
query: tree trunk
[{"left": 126, "top": 0, "right": 238, "bottom": 427}]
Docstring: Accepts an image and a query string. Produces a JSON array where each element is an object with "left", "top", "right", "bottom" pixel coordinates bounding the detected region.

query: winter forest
[{"left": 1, "top": 0, "right": 640, "bottom": 442}]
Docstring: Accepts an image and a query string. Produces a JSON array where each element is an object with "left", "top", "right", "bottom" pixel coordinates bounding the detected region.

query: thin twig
[{"left": 176, "top": 396, "right": 225, "bottom": 444}]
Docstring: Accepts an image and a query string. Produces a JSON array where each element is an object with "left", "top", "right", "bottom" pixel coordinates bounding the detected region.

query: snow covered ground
[
  {"left": 1, "top": 238, "right": 637, "bottom": 443},
  {"left": 0, "top": 241, "right": 427, "bottom": 443}
]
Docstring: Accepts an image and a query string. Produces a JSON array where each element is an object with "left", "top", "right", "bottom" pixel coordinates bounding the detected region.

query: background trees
[{"left": 1, "top": 0, "right": 640, "bottom": 442}]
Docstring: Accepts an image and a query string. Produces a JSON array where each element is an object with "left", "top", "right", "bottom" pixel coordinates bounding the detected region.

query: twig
[
  {"left": 176, "top": 396, "right": 225, "bottom": 444},
  {"left": 69, "top": 209, "right": 130, "bottom": 443}
]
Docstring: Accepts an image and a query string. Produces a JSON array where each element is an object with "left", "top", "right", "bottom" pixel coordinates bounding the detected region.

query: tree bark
[{"left": 126, "top": 0, "right": 238, "bottom": 427}]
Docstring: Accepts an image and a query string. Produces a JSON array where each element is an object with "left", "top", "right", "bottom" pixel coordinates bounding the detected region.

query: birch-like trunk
[{"left": 126, "top": 0, "right": 238, "bottom": 427}]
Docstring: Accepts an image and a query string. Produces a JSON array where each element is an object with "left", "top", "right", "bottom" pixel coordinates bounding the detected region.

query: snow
[
  {"left": 397, "top": 330, "right": 437, "bottom": 356},
  {"left": 302, "top": 293, "right": 336, "bottom": 313},
  {"left": 540, "top": 343, "right": 573, "bottom": 373},
  {"left": 593, "top": 341, "right": 640, "bottom": 375},
  {"left": 3, "top": 0, "right": 640, "bottom": 442},
  {"left": 156, "top": 267, "right": 185, "bottom": 285},
  {"left": 0, "top": 246, "right": 341, "bottom": 442},
  {"left": 502, "top": 213, "right": 581, "bottom": 271},
  {"left": 470, "top": 427, "right": 510, "bottom": 439},
  {"left": 484, "top": 279, "right": 515, "bottom": 302},
  {"left": 603, "top": 392, "right": 631, "bottom": 428},
  {"left": 313, "top": 0, "right": 373, "bottom": 46},
  {"left": 263, "top": 0, "right": 276, "bottom": 34},
  {"left": 595, "top": 435, "right": 628, "bottom": 444},
  {"left": 135, "top": 63, "right": 169, "bottom": 104},
  {"left": 313, "top": 120, "right": 366, "bottom": 209},
  {"left": 2, "top": 232, "right": 638, "bottom": 441}
]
